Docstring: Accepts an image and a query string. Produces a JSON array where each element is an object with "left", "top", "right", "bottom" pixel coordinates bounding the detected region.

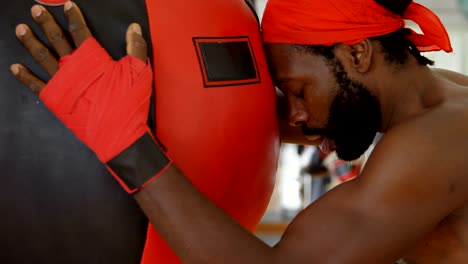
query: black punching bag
[{"left": 0, "top": 1, "right": 151, "bottom": 263}]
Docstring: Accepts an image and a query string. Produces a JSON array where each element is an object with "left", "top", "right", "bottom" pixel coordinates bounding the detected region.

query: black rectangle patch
[
  {"left": 194, "top": 37, "right": 260, "bottom": 87},
  {"left": 107, "top": 132, "right": 170, "bottom": 191}
]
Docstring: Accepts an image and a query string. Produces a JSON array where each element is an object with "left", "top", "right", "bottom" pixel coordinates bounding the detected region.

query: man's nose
[{"left": 288, "top": 99, "right": 308, "bottom": 127}]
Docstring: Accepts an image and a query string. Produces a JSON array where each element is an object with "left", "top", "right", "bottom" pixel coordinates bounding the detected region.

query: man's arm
[
  {"left": 134, "top": 166, "right": 276, "bottom": 263},
  {"left": 133, "top": 115, "right": 466, "bottom": 263}
]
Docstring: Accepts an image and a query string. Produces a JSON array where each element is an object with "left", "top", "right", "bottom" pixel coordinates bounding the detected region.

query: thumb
[{"left": 126, "top": 23, "right": 148, "bottom": 63}]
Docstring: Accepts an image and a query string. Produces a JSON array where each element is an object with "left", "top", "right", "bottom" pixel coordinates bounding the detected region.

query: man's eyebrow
[{"left": 276, "top": 77, "right": 292, "bottom": 84}]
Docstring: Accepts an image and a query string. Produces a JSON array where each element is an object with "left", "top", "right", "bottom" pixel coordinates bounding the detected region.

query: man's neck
[{"left": 379, "top": 64, "right": 444, "bottom": 132}]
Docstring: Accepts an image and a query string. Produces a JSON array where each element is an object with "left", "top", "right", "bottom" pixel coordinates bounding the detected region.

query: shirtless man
[{"left": 11, "top": 0, "right": 468, "bottom": 263}]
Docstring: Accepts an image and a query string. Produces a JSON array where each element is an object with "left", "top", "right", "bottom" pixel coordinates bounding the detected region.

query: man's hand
[
  {"left": 10, "top": 1, "right": 147, "bottom": 93},
  {"left": 9, "top": 1, "right": 170, "bottom": 194}
]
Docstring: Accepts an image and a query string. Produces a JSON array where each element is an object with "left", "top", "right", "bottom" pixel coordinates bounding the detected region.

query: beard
[
  {"left": 304, "top": 57, "right": 382, "bottom": 161},
  {"left": 328, "top": 58, "right": 381, "bottom": 161}
]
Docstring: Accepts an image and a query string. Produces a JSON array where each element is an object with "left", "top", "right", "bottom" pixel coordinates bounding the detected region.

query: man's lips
[
  {"left": 302, "top": 126, "right": 332, "bottom": 151},
  {"left": 304, "top": 135, "right": 321, "bottom": 141},
  {"left": 319, "top": 137, "right": 331, "bottom": 154},
  {"left": 303, "top": 135, "right": 331, "bottom": 154}
]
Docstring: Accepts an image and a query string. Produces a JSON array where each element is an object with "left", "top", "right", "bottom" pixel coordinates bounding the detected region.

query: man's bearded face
[{"left": 304, "top": 57, "right": 382, "bottom": 161}]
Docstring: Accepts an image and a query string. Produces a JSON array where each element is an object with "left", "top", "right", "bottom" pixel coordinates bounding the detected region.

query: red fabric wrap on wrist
[{"left": 40, "top": 37, "right": 172, "bottom": 193}]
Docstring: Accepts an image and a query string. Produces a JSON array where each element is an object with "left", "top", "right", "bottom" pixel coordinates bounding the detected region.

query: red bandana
[{"left": 261, "top": 0, "right": 452, "bottom": 53}]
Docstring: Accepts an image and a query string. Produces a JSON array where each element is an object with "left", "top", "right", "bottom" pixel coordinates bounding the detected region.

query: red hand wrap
[{"left": 40, "top": 37, "right": 172, "bottom": 193}]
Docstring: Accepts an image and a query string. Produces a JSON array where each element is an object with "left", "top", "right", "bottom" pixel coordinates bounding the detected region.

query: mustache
[{"left": 302, "top": 126, "right": 329, "bottom": 137}]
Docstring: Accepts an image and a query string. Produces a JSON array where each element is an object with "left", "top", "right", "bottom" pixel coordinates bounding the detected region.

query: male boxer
[{"left": 12, "top": 0, "right": 468, "bottom": 263}]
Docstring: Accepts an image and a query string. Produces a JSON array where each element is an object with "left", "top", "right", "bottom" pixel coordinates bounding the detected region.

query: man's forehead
[
  {"left": 265, "top": 44, "right": 327, "bottom": 84},
  {"left": 270, "top": 67, "right": 295, "bottom": 85},
  {"left": 265, "top": 43, "right": 297, "bottom": 61},
  {"left": 266, "top": 44, "right": 301, "bottom": 72}
]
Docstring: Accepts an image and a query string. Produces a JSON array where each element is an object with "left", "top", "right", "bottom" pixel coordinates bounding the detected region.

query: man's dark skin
[{"left": 11, "top": 2, "right": 468, "bottom": 263}]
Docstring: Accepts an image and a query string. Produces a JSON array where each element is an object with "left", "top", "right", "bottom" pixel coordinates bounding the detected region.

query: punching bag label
[
  {"left": 35, "top": 0, "right": 68, "bottom": 6},
  {"left": 193, "top": 36, "right": 261, "bottom": 88}
]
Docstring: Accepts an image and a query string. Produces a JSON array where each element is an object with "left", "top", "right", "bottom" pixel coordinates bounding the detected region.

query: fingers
[
  {"left": 64, "top": 1, "right": 92, "bottom": 48},
  {"left": 126, "top": 24, "right": 148, "bottom": 63},
  {"left": 16, "top": 24, "right": 59, "bottom": 76},
  {"left": 31, "top": 5, "right": 73, "bottom": 57},
  {"left": 10, "top": 64, "right": 46, "bottom": 95}
]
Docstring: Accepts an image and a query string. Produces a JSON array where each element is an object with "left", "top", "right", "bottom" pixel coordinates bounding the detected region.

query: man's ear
[{"left": 339, "top": 39, "right": 373, "bottom": 73}]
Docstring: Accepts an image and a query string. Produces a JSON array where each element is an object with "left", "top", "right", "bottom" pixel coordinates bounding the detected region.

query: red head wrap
[{"left": 261, "top": 0, "right": 452, "bottom": 52}]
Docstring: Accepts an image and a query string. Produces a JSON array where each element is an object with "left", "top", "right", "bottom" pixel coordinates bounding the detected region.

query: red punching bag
[
  {"left": 0, "top": 0, "right": 277, "bottom": 262},
  {"left": 142, "top": 0, "right": 280, "bottom": 262}
]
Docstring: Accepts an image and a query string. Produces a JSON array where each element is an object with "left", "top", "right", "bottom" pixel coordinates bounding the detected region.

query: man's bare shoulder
[
  {"left": 385, "top": 100, "right": 468, "bottom": 263},
  {"left": 365, "top": 99, "right": 468, "bottom": 200},
  {"left": 433, "top": 68, "right": 468, "bottom": 86}
]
